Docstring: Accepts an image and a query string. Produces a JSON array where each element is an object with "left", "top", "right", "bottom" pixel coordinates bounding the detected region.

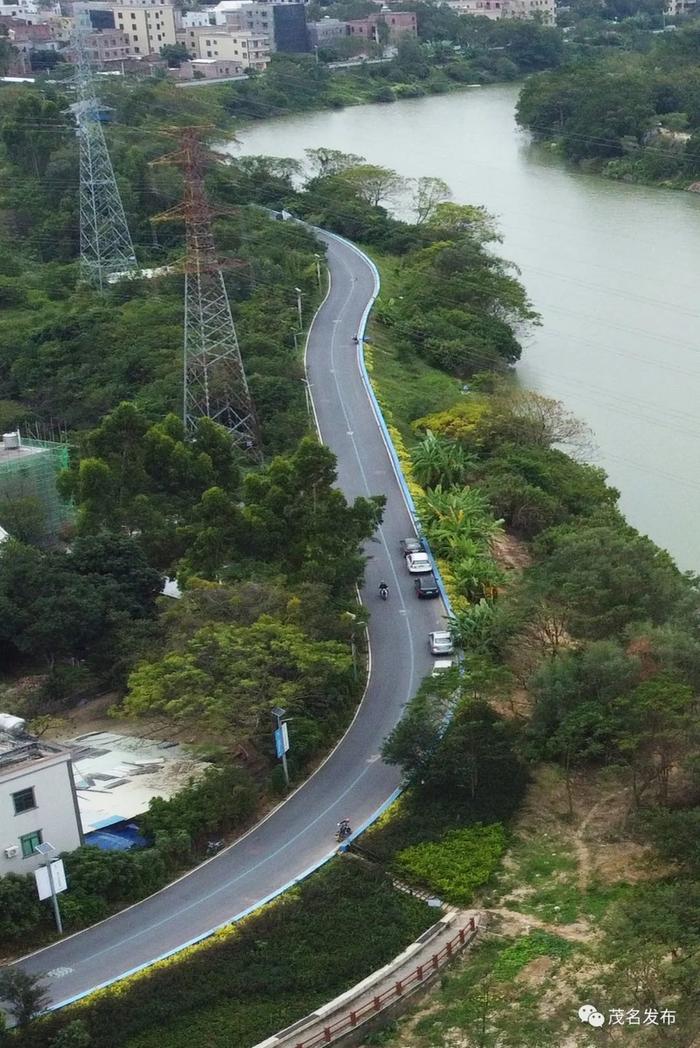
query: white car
[
  {"left": 429, "top": 631, "right": 454, "bottom": 656},
  {"left": 432, "top": 659, "right": 454, "bottom": 676},
  {"left": 405, "top": 552, "right": 432, "bottom": 574}
]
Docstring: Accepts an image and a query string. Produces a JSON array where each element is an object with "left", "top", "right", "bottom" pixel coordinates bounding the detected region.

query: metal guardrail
[{"left": 292, "top": 918, "right": 478, "bottom": 1048}]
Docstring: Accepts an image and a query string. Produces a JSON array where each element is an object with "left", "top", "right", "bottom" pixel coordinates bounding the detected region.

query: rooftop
[
  {"left": 0, "top": 442, "right": 45, "bottom": 465},
  {"left": 0, "top": 720, "right": 69, "bottom": 777},
  {"left": 61, "top": 731, "right": 210, "bottom": 834}
]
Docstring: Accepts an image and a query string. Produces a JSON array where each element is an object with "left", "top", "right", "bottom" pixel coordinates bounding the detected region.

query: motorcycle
[
  {"left": 335, "top": 821, "right": 352, "bottom": 842},
  {"left": 379, "top": 585, "right": 389, "bottom": 601}
]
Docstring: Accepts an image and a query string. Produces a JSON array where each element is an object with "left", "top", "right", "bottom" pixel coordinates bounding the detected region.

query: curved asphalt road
[{"left": 17, "top": 232, "right": 449, "bottom": 1008}]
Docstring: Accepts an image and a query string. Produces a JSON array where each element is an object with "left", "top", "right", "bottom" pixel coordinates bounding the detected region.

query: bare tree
[
  {"left": 304, "top": 147, "right": 365, "bottom": 178},
  {"left": 412, "top": 176, "right": 451, "bottom": 223},
  {"left": 491, "top": 389, "right": 594, "bottom": 458}
]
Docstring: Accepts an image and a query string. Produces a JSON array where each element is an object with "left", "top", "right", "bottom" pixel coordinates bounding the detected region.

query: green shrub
[
  {"left": 16, "top": 862, "right": 433, "bottom": 1048},
  {"left": 0, "top": 873, "right": 47, "bottom": 942},
  {"left": 139, "top": 764, "right": 258, "bottom": 848},
  {"left": 395, "top": 823, "right": 506, "bottom": 905},
  {"left": 492, "top": 931, "right": 572, "bottom": 981}
]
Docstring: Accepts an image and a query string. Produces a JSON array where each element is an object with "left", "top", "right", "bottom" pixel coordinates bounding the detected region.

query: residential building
[
  {"left": 446, "top": 0, "right": 554, "bottom": 21},
  {"left": 508, "top": 0, "right": 555, "bottom": 20},
  {"left": 210, "top": 0, "right": 307, "bottom": 52},
  {"left": 0, "top": 0, "right": 60, "bottom": 22},
  {"left": 80, "top": 0, "right": 177, "bottom": 56},
  {"left": 0, "top": 716, "right": 82, "bottom": 877},
  {"left": 666, "top": 0, "right": 696, "bottom": 13},
  {"left": 307, "top": 15, "right": 345, "bottom": 47},
  {"left": 9, "top": 20, "right": 61, "bottom": 53},
  {"left": 83, "top": 27, "right": 130, "bottom": 63},
  {"left": 271, "top": 3, "right": 307, "bottom": 52},
  {"left": 174, "top": 55, "right": 244, "bottom": 77},
  {"left": 178, "top": 8, "right": 212, "bottom": 27},
  {"left": 177, "top": 25, "right": 269, "bottom": 68},
  {"left": 346, "top": 9, "right": 417, "bottom": 44}
]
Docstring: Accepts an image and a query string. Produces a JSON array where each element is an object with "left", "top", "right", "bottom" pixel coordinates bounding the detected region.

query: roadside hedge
[
  {"left": 0, "top": 765, "right": 258, "bottom": 950},
  {"left": 15, "top": 862, "right": 433, "bottom": 1048}
]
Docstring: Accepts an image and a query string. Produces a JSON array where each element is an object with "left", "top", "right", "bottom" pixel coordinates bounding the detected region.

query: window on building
[
  {"left": 206, "top": 49, "right": 211, "bottom": 55},
  {"left": 134, "top": 45, "right": 140, "bottom": 51},
  {"left": 12, "top": 787, "right": 36, "bottom": 815},
  {"left": 19, "top": 829, "right": 42, "bottom": 858}
]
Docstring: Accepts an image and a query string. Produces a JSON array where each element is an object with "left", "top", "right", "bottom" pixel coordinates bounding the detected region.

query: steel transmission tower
[
  {"left": 153, "top": 128, "right": 260, "bottom": 455},
  {"left": 73, "top": 14, "right": 137, "bottom": 290}
]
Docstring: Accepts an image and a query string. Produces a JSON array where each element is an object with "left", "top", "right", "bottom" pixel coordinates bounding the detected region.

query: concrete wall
[{"left": 0, "top": 755, "right": 82, "bottom": 876}]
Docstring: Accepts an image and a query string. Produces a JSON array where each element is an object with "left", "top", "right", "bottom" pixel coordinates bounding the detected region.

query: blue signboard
[{"left": 274, "top": 723, "right": 289, "bottom": 758}]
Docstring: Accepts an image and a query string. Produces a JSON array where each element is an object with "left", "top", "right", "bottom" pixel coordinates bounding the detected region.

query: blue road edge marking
[
  {"left": 51, "top": 231, "right": 458, "bottom": 1014},
  {"left": 320, "top": 231, "right": 454, "bottom": 619}
]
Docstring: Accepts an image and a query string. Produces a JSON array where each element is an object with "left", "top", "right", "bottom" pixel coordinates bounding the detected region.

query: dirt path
[
  {"left": 486, "top": 907, "right": 595, "bottom": 944},
  {"left": 572, "top": 790, "right": 623, "bottom": 891}
]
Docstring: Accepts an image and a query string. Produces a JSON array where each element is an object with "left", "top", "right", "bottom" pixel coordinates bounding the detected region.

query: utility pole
[
  {"left": 313, "top": 253, "right": 323, "bottom": 292},
  {"left": 73, "top": 11, "right": 137, "bottom": 291},
  {"left": 153, "top": 127, "right": 260, "bottom": 457}
]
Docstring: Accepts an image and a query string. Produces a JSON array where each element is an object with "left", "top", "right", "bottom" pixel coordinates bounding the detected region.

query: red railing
[{"left": 293, "top": 917, "right": 477, "bottom": 1048}]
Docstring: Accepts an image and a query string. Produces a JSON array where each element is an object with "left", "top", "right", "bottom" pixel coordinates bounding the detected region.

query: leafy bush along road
[
  {"left": 14, "top": 227, "right": 447, "bottom": 1010},
  {"left": 10, "top": 864, "right": 433, "bottom": 1048}
]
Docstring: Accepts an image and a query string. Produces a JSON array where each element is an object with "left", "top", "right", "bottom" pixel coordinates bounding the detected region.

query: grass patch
[
  {"left": 492, "top": 930, "right": 573, "bottom": 981},
  {"left": 395, "top": 932, "right": 580, "bottom": 1048},
  {"left": 513, "top": 881, "right": 632, "bottom": 926}
]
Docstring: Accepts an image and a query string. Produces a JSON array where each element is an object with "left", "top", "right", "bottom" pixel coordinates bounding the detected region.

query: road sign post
[
  {"left": 272, "top": 707, "right": 290, "bottom": 788},
  {"left": 34, "top": 845, "right": 66, "bottom": 935}
]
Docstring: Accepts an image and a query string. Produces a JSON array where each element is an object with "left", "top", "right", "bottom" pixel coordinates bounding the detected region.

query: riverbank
[
  {"left": 354, "top": 236, "right": 699, "bottom": 1048},
  {"left": 515, "top": 30, "right": 700, "bottom": 192},
  {"left": 238, "top": 86, "right": 700, "bottom": 572}
]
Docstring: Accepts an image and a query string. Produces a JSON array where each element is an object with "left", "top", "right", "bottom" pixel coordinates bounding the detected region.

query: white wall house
[{"left": 0, "top": 718, "right": 82, "bottom": 877}]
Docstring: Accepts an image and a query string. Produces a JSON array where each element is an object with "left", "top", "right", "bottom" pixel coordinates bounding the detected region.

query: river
[{"left": 234, "top": 83, "right": 700, "bottom": 571}]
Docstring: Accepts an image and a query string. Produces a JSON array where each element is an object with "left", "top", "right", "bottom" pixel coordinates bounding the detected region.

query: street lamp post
[
  {"left": 313, "top": 253, "right": 323, "bottom": 292},
  {"left": 271, "top": 706, "right": 290, "bottom": 788},
  {"left": 294, "top": 286, "right": 303, "bottom": 328}
]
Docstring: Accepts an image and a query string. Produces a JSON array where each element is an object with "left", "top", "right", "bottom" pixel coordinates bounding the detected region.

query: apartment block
[{"left": 81, "top": 0, "right": 176, "bottom": 55}]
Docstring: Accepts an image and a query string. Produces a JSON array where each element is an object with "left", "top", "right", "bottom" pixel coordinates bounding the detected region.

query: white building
[
  {"left": 0, "top": 716, "right": 82, "bottom": 877},
  {"left": 178, "top": 9, "right": 212, "bottom": 27},
  {"left": 447, "top": 0, "right": 555, "bottom": 21},
  {"left": 177, "top": 24, "right": 269, "bottom": 67},
  {"left": 0, "top": 0, "right": 60, "bottom": 19}
]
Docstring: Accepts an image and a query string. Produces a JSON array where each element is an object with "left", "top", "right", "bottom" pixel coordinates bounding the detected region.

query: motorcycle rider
[
  {"left": 337, "top": 818, "right": 352, "bottom": 840},
  {"left": 379, "top": 580, "right": 389, "bottom": 599}
]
